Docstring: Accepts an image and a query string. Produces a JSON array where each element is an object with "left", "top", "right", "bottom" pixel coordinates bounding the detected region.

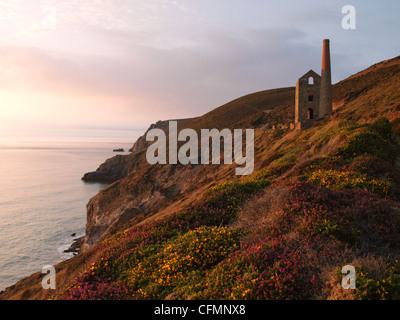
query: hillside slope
[{"left": 1, "top": 55, "right": 400, "bottom": 300}]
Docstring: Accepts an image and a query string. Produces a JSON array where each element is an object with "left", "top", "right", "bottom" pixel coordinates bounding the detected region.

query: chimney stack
[{"left": 319, "top": 39, "right": 332, "bottom": 117}]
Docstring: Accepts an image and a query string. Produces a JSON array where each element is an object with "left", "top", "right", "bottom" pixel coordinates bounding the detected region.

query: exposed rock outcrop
[
  {"left": 63, "top": 237, "right": 84, "bottom": 254},
  {"left": 81, "top": 154, "right": 131, "bottom": 183}
]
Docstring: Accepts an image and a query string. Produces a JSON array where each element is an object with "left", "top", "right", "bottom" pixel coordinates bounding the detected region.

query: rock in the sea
[{"left": 63, "top": 237, "right": 84, "bottom": 254}]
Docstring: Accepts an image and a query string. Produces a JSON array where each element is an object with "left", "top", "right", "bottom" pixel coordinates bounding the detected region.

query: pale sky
[{"left": 0, "top": 0, "right": 399, "bottom": 141}]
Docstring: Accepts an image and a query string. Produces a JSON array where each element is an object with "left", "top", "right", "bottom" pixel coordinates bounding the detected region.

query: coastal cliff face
[
  {"left": 2, "top": 56, "right": 400, "bottom": 300},
  {"left": 81, "top": 158, "right": 224, "bottom": 252}
]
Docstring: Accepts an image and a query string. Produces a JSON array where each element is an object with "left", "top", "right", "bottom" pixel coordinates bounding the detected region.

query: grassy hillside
[
  {"left": 54, "top": 117, "right": 400, "bottom": 300},
  {"left": 1, "top": 55, "right": 400, "bottom": 300}
]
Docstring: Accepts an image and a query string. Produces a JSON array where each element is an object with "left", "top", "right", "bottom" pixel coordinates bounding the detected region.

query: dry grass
[{"left": 233, "top": 186, "right": 290, "bottom": 238}]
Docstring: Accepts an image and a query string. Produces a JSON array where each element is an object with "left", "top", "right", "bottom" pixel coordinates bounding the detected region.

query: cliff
[{"left": 2, "top": 55, "right": 400, "bottom": 300}]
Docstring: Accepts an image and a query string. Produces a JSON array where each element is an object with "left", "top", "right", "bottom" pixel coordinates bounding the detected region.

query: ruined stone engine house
[
  {"left": 272, "top": 39, "right": 333, "bottom": 131},
  {"left": 294, "top": 39, "right": 333, "bottom": 130}
]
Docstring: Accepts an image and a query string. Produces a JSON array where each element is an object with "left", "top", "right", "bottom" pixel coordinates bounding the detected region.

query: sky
[{"left": 0, "top": 0, "right": 399, "bottom": 142}]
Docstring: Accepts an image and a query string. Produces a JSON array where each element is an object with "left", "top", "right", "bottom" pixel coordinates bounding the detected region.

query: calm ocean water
[{"left": 0, "top": 141, "right": 133, "bottom": 291}]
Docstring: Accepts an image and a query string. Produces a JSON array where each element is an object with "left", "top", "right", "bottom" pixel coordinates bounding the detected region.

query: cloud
[{"left": 0, "top": 26, "right": 330, "bottom": 126}]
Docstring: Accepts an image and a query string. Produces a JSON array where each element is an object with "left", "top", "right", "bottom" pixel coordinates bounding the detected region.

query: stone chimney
[{"left": 319, "top": 39, "right": 332, "bottom": 117}]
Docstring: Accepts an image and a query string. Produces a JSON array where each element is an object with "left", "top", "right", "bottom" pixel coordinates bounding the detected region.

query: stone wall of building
[{"left": 295, "top": 70, "right": 321, "bottom": 126}]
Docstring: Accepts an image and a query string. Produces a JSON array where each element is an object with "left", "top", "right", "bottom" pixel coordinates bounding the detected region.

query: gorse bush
[
  {"left": 307, "top": 168, "right": 391, "bottom": 197},
  {"left": 335, "top": 117, "right": 398, "bottom": 161},
  {"left": 338, "top": 119, "right": 360, "bottom": 130},
  {"left": 271, "top": 146, "right": 303, "bottom": 168},
  {"left": 338, "top": 131, "right": 390, "bottom": 159},
  {"left": 127, "top": 226, "right": 242, "bottom": 298},
  {"left": 368, "top": 117, "right": 395, "bottom": 142},
  {"left": 208, "top": 179, "right": 272, "bottom": 214}
]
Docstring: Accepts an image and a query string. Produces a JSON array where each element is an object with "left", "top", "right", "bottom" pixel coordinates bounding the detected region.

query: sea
[{"left": 0, "top": 140, "right": 134, "bottom": 291}]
